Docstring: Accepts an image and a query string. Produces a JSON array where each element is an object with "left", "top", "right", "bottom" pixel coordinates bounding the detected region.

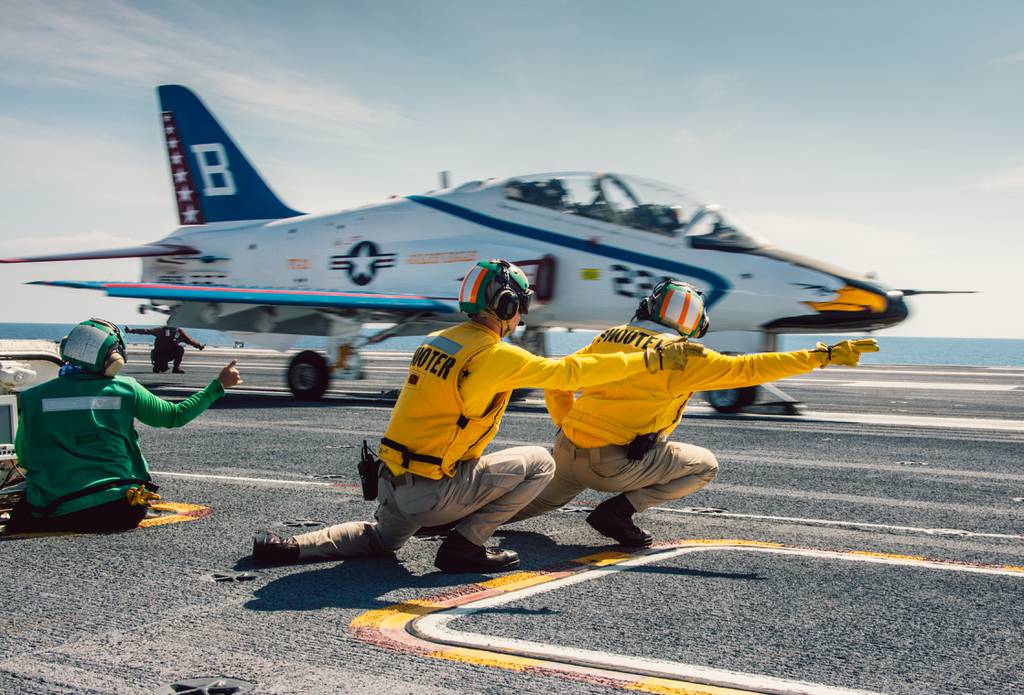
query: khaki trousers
[
  {"left": 512, "top": 430, "right": 718, "bottom": 521},
  {"left": 294, "top": 445, "right": 555, "bottom": 561}
]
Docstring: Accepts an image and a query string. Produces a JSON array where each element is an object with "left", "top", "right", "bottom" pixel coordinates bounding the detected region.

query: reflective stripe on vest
[
  {"left": 380, "top": 322, "right": 509, "bottom": 480},
  {"left": 41, "top": 396, "right": 123, "bottom": 412}
]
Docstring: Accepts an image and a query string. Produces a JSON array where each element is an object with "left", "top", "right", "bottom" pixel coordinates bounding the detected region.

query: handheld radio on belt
[
  {"left": 626, "top": 432, "right": 658, "bottom": 462},
  {"left": 358, "top": 440, "right": 380, "bottom": 501}
]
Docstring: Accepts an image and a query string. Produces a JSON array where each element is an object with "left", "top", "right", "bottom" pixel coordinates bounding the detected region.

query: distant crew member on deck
[
  {"left": 9, "top": 318, "right": 241, "bottom": 533},
  {"left": 509, "top": 279, "right": 880, "bottom": 547},
  {"left": 125, "top": 325, "right": 206, "bottom": 374},
  {"left": 251, "top": 259, "right": 706, "bottom": 573}
]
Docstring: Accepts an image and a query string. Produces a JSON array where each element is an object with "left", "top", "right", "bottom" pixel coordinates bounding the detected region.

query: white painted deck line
[
  {"left": 652, "top": 507, "right": 1024, "bottom": 541},
  {"left": 802, "top": 368, "right": 1024, "bottom": 377},
  {"left": 154, "top": 384, "right": 1024, "bottom": 432},
  {"left": 799, "top": 380, "right": 1018, "bottom": 392},
  {"left": 150, "top": 468, "right": 1023, "bottom": 544},
  {"left": 153, "top": 470, "right": 338, "bottom": 487},
  {"left": 413, "top": 544, "right": 1024, "bottom": 695}
]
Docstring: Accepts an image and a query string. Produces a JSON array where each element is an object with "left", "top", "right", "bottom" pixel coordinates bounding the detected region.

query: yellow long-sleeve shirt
[
  {"left": 459, "top": 326, "right": 651, "bottom": 415},
  {"left": 547, "top": 321, "right": 823, "bottom": 448},
  {"left": 380, "top": 320, "right": 655, "bottom": 478}
]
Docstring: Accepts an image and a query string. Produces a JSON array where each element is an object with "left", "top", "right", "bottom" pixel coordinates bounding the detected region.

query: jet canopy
[{"left": 502, "top": 172, "right": 761, "bottom": 250}]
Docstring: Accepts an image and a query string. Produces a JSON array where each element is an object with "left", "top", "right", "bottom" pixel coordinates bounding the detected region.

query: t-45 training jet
[{"left": 4, "top": 85, "right": 927, "bottom": 411}]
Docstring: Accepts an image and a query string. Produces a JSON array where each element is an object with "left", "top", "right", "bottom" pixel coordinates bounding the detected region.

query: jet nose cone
[
  {"left": 766, "top": 282, "right": 910, "bottom": 333},
  {"left": 885, "top": 290, "right": 910, "bottom": 324}
]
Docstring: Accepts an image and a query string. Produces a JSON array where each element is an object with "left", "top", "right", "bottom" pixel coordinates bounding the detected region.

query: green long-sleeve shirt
[{"left": 16, "top": 374, "right": 225, "bottom": 516}]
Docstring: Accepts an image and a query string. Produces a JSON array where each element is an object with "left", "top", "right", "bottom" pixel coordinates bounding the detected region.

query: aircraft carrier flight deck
[{"left": 2, "top": 347, "right": 1022, "bottom": 695}]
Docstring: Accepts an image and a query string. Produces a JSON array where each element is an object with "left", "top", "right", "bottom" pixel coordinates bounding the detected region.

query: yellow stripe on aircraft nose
[{"left": 806, "top": 285, "right": 888, "bottom": 313}]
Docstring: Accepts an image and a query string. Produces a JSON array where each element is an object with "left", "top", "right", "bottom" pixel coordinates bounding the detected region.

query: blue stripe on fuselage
[{"left": 406, "top": 195, "right": 730, "bottom": 308}]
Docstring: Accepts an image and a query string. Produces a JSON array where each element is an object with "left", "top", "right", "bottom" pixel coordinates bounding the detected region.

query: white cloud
[
  {"left": 0, "top": 1, "right": 404, "bottom": 133},
  {"left": 973, "top": 166, "right": 1024, "bottom": 191},
  {"left": 987, "top": 51, "right": 1024, "bottom": 69},
  {"left": 0, "top": 115, "right": 166, "bottom": 216}
]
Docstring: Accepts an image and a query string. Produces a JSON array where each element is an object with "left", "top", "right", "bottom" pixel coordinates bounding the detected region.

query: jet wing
[
  {"left": 30, "top": 281, "right": 458, "bottom": 314},
  {"left": 1, "top": 243, "right": 199, "bottom": 264}
]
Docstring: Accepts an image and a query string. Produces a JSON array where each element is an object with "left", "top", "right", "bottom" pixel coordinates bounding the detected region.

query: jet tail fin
[{"left": 158, "top": 85, "right": 303, "bottom": 225}]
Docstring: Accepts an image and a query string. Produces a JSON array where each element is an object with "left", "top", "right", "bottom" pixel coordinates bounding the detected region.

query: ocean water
[{"left": 1, "top": 323, "right": 1021, "bottom": 368}]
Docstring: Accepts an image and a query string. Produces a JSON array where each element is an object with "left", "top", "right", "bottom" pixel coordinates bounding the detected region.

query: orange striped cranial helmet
[{"left": 636, "top": 279, "right": 710, "bottom": 338}]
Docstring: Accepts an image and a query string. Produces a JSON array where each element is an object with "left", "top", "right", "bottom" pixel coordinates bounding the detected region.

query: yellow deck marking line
[
  {"left": 350, "top": 539, "right": 1024, "bottom": 694},
  {"left": 1, "top": 501, "right": 211, "bottom": 539},
  {"left": 138, "top": 501, "right": 212, "bottom": 528},
  {"left": 627, "top": 677, "right": 762, "bottom": 695}
]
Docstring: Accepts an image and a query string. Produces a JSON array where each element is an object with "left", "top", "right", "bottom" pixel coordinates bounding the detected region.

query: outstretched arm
[
  {"left": 125, "top": 327, "right": 161, "bottom": 337},
  {"left": 133, "top": 361, "right": 242, "bottom": 427},
  {"left": 176, "top": 328, "right": 204, "bottom": 349},
  {"left": 669, "top": 339, "right": 879, "bottom": 394}
]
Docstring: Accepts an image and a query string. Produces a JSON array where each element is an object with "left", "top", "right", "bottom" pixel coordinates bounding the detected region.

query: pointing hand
[
  {"left": 813, "top": 338, "right": 879, "bottom": 367},
  {"left": 644, "top": 339, "right": 707, "bottom": 373},
  {"left": 218, "top": 359, "right": 243, "bottom": 388}
]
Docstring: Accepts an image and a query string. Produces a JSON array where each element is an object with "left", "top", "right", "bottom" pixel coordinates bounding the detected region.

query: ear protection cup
[
  {"left": 489, "top": 261, "right": 524, "bottom": 320},
  {"left": 636, "top": 295, "right": 653, "bottom": 321},
  {"left": 103, "top": 353, "right": 126, "bottom": 377},
  {"left": 492, "top": 289, "right": 519, "bottom": 320}
]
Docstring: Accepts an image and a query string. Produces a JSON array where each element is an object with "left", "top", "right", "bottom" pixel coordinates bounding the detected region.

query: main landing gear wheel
[
  {"left": 705, "top": 386, "right": 758, "bottom": 413},
  {"left": 287, "top": 350, "right": 329, "bottom": 401}
]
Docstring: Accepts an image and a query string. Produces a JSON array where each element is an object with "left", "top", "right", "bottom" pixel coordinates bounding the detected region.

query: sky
[{"left": 1, "top": 0, "right": 1022, "bottom": 338}]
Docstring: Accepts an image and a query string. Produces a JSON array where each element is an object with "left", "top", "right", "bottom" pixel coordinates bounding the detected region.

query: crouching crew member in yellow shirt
[
  {"left": 510, "top": 279, "right": 879, "bottom": 547},
  {"left": 252, "top": 260, "right": 705, "bottom": 573}
]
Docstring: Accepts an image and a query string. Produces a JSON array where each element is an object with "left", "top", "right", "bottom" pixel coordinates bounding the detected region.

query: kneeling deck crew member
[
  {"left": 126, "top": 325, "right": 205, "bottom": 374},
  {"left": 10, "top": 318, "right": 242, "bottom": 533},
  {"left": 511, "top": 279, "right": 880, "bottom": 547},
  {"left": 252, "top": 259, "right": 705, "bottom": 573}
]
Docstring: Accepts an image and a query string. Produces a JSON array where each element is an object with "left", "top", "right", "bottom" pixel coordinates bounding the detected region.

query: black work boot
[
  {"left": 252, "top": 530, "right": 300, "bottom": 565},
  {"left": 434, "top": 530, "right": 519, "bottom": 573},
  {"left": 586, "top": 494, "right": 653, "bottom": 547}
]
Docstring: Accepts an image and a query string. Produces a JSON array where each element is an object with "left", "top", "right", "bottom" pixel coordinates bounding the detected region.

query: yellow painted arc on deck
[
  {"left": 349, "top": 599, "right": 442, "bottom": 630},
  {"left": 478, "top": 570, "right": 549, "bottom": 592},
  {"left": 626, "top": 676, "right": 763, "bottom": 695},
  {"left": 573, "top": 549, "right": 633, "bottom": 566},
  {"left": 350, "top": 539, "right": 1023, "bottom": 692},
  {"left": 677, "top": 539, "right": 784, "bottom": 549},
  {"left": 427, "top": 646, "right": 546, "bottom": 671}
]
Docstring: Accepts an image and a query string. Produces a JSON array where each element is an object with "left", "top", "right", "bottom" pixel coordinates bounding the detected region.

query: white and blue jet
[{"left": 4, "top": 85, "right": 927, "bottom": 410}]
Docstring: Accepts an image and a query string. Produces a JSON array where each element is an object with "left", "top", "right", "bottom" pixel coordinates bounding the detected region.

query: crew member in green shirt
[{"left": 9, "top": 318, "right": 242, "bottom": 533}]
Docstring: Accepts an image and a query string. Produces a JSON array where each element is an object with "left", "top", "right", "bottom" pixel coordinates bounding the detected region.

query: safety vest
[
  {"left": 16, "top": 374, "right": 150, "bottom": 516},
  {"left": 561, "top": 321, "right": 688, "bottom": 447},
  {"left": 380, "top": 322, "right": 510, "bottom": 479}
]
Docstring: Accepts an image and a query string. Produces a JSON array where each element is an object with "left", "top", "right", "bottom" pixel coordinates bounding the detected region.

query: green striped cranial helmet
[
  {"left": 637, "top": 279, "right": 710, "bottom": 338},
  {"left": 59, "top": 318, "right": 127, "bottom": 373},
  {"left": 458, "top": 259, "right": 534, "bottom": 320}
]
